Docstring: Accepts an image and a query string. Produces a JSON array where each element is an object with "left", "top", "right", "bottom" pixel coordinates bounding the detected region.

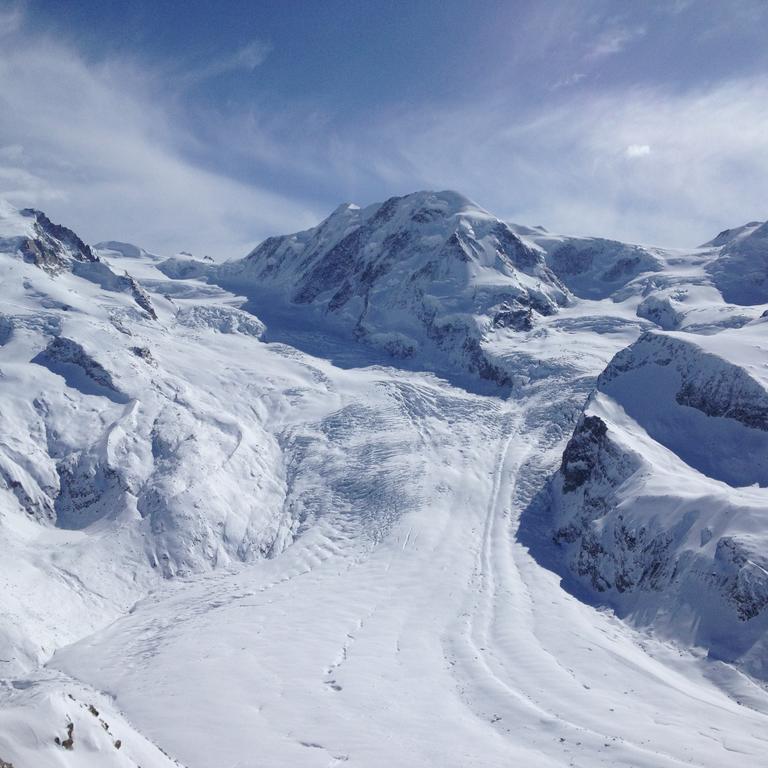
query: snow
[{"left": 1, "top": 199, "right": 768, "bottom": 767}]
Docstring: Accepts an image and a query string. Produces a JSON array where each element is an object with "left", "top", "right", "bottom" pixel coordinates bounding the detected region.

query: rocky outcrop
[
  {"left": 71, "top": 261, "right": 157, "bottom": 319},
  {"left": 600, "top": 332, "right": 768, "bottom": 434},
  {"left": 17, "top": 208, "right": 97, "bottom": 273},
  {"left": 636, "top": 294, "right": 685, "bottom": 330},
  {"left": 715, "top": 537, "right": 768, "bottom": 621},
  {"left": 0, "top": 207, "right": 157, "bottom": 319},
  {"left": 33, "top": 337, "right": 126, "bottom": 402}
]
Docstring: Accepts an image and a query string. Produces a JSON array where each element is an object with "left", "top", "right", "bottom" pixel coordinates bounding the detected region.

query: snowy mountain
[
  {"left": 164, "top": 191, "right": 571, "bottom": 385},
  {"left": 94, "top": 240, "right": 162, "bottom": 262},
  {"left": 0, "top": 201, "right": 287, "bottom": 661},
  {"left": 549, "top": 327, "right": 768, "bottom": 677},
  {"left": 2, "top": 197, "right": 768, "bottom": 768}
]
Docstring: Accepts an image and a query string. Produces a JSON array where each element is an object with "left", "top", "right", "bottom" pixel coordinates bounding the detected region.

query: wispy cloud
[
  {"left": 587, "top": 24, "right": 647, "bottom": 59},
  {"left": 0, "top": 1, "right": 765, "bottom": 257},
  {"left": 0, "top": 2, "right": 22, "bottom": 37},
  {"left": 0, "top": 32, "right": 314, "bottom": 257},
  {"left": 551, "top": 72, "right": 587, "bottom": 91},
  {"left": 180, "top": 39, "right": 273, "bottom": 87},
  {"left": 323, "top": 77, "right": 768, "bottom": 247}
]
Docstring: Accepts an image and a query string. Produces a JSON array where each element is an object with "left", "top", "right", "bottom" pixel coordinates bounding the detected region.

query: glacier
[{"left": 0, "top": 194, "right": 767, "bottom": 767}]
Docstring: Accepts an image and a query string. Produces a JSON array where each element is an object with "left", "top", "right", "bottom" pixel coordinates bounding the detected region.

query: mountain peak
[
  {"left": 700, "top": 220, "right": 765, "bottom": 248},
  {"left": 204, "top": 190, "right": 568, "bottom": 385}
]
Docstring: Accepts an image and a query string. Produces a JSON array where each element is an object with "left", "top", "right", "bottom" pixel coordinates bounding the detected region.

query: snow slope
[{"left": 1, "top": 198, "right": 768, "bottom": 767}]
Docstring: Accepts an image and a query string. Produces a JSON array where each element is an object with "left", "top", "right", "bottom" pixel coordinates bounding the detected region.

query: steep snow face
[
  {"left": 597, "top": 331, "right": 768, "bottom": 487},
  {"left": 551, "top": 328, "right": 768, "bottom": 676},
  {"left": 206, "top": 191, "right": 570, "bottom": 385},
  {"left": 0, "top": 202, "right": 98, "bottom": 273},
  {"left": 510, "top": 224, "right": 665, "bottom": 299},
  {"left": 0, "top": 674, "right": 180, "bottom": 768},
  {"left": 707, "top": 220, "right": 768, "bottom": 305}
]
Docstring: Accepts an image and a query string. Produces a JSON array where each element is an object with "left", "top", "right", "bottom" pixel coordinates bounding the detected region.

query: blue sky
[{"left": 1, "top": 0, "right": 767, "bottom": 256}]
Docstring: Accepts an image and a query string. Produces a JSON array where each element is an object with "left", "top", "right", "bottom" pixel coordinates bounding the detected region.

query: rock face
[
  {"left": 204, "top": 191, "right": 570, "bottom": 385},
  {"left": 595, "top": 332, "right": 768, "bottom": 486},
  {"left": 700, "top": 220, "right": 764, "bottom": 248},
  {"left": 550, "top": 328, "right": 768, "bottom": 674},
  {"left": 17, "top": 208, "right": 98, "bottom": 273},
  {"left": 33, "top": 336, "right": 128, "bottom": 404},
  {"left": 0, "top": 203, "right": 156, "bottom": 319},
  {"left": 635, "top": 294, "right": 686, "bottom": 330}
]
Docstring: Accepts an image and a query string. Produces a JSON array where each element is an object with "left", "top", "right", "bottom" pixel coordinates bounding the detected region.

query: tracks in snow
[
  {"left": 443, "top": 398, "right": 764, "bottom": 767},
  {"left": 45, "top": 375, "right": 768, "bottom": 768}
]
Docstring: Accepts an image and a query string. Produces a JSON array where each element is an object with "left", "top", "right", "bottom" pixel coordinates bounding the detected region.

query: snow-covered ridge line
[
  {"left": 0, "top": 202, "right": 157, "bottom": 319},
  {"left": 599, "top": 331, "right": 768, "bottom": 432},
  {"left": 549, "top": 327, "right": 768, "bottom": 679}
]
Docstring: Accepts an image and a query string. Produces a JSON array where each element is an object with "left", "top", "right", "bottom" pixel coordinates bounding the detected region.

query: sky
[{"left": 0, "top": 0, "right": 767, "bottom": 258}]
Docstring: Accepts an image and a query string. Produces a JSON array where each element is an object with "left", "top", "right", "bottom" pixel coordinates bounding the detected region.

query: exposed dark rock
[
  {"left": 131, "top": 346, "right": 156, "bottom": 365},
  {"left": 54, "top": 722, "right": 74, "bottom": 750},
  {"left": 38, "top": 337, "right": 116, "bottom": 391},
  {"left": 559, "top": 415, "right": 608, "bottom": 493},
  {"left": 492, "top": 302, "right": 533, "bottom": 331},
  {"left": 715, "top": 537, "right": 768, "bottom": 621},
  {"left": 19, "top": 209, "right": 96, "bottom": 273}
]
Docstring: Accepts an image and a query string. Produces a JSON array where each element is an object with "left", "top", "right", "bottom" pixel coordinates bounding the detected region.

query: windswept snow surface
[{"left": 1, "top": 199, "right": 768, "bottom": 767}]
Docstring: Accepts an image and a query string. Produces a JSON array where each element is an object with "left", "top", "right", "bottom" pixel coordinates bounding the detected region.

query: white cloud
[
  {"left": 0, "top": 2, "right": 22, "bottom": 37},
  {"left": 0, "top": 35, "right": 315, "bottom": 258},
  {"left": 625, "top": 144, "right": 651, "bottom": 158},
  {"left": 551, "top": 72, "right": 587, "bottom": 90},
  {"left": 587, "top": 25, "right": 647, "bottom": 59},
  {"left": 0, "top": 6, "right": 765, "bottom": 258},
  {"left": 180, "top": 39, "right": 273, "bottom": 87}
]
